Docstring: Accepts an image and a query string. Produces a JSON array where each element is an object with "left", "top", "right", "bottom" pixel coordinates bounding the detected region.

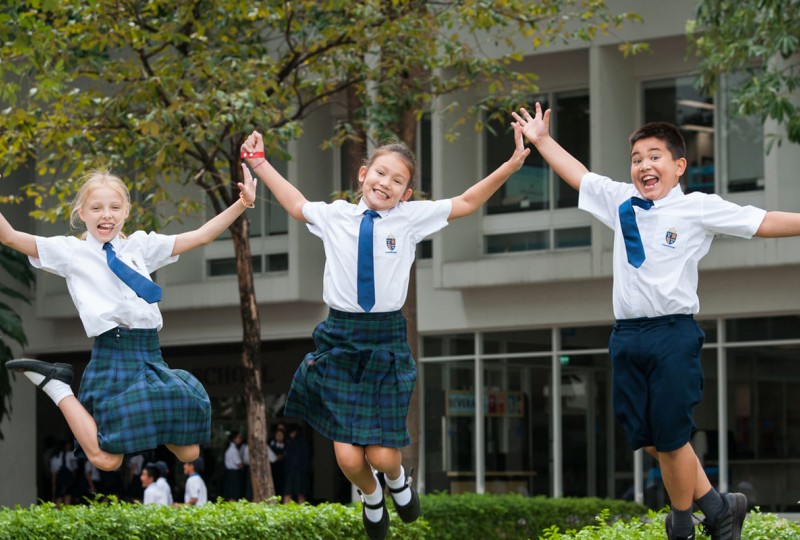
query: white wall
[{"left": 0, "top": 375, "right": 37, "bottom": 507}]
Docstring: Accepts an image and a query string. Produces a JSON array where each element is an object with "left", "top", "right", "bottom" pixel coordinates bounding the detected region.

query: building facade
[{"left": 5, "top": 1, "right": 800, "bottom": 511}]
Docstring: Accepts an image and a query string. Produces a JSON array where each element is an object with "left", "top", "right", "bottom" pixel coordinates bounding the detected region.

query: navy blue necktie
[
  {"left": 619, "top": 196, "right": 654, "bottom": 268},
  {"left": 357, "top": 210, "right": 380, "bottom": 312},
  {"left": 103, "top": 242, "right": 162, "bottom": 303}
]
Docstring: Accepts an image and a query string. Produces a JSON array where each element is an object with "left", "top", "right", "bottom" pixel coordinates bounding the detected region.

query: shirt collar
[
  {"left": 355, "top": 198, "right": 400, "bottom": 219},
  {"left": 649, "top": 183, "right": 684, "bottom": 208},
  {"left": 85, "top": 233, "right": 122, "bottom": 251}
]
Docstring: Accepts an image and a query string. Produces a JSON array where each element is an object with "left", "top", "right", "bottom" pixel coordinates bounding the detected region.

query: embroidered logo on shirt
[
  {"left": 385, "top": 234, "right": 397, "bottom": 252},
  {"left": 664, "top": 227, "right": 678, "bottom": 246}
]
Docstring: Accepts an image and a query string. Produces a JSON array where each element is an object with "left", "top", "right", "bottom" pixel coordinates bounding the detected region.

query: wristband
[
  {"left": 241, "top": 151, "right": 265, "bottom": 159},
  {"left": 252, "top": 160, "right": 267, "bottom": 170},
  {"left": 240, "top": 192, "right": 255, "bottom": 209}
]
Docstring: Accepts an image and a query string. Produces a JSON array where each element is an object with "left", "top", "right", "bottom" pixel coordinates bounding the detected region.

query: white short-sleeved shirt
[
  {"left": 579, "top": 172, "right": 766, "bottom": 320},
  {"left": 143, "top": 482, "right": 170, "bottom": 506},
  {"left": 156, "top": 477, "right": 173, "bottom": 505},
  {"left": 30, "top": 231, "right": 178, "bottom": 337},
  {"left": 224, "top": 442, "right": 242, "bottom": 469},
  {"left": 184, "top": 474, "right": 208, "bottom": 506},
  {"left": 303, "top": 198, "right": 452, "bottom": 312}
]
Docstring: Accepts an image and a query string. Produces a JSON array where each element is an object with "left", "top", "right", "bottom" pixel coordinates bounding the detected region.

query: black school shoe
[
  {"left": 377, "top": 469, "right": 421, "bottom": 524},
  {"left": 359, "top": 491, "right": 389, "bottom": 540},
  {"left": 665, "top": 512, "right": 695, "bottom": 540},
  {"left": 6, "top": 358, "right": 73, "bottom": 387},
  {"left": 701, "top": 492, "right": 748, "bottom": 540}
]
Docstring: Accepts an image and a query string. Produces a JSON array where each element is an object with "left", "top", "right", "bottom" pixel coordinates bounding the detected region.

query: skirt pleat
[
  {"left": 76, "top": 327, "right": 211, "bottom": 456},
  {"left": 284, "top": 309, "right": 415, "bottom": 447}
]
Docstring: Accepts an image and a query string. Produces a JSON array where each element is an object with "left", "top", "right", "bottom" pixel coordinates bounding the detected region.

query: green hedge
[
  {"left": 2, "top": 494, "right": 796, "bottom": 539},
  {"left": 421, "top": 493, "right": 645, "bottom": 539},
  {"left": 0, "top": 499, "right": 428, "bottom": 540}
]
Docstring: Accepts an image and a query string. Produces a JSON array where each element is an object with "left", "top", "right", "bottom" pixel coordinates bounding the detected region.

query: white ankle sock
[
  {"left": 23, "top": 371, "right": 74, "bottom": 406},
  {"left": 362, "top": 477, "right": 384, "bottom": 522},
  {"left": 386, "top": 465, "right": 411, "bottom": 506}
]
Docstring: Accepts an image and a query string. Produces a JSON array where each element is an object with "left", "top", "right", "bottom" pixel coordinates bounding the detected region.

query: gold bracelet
[{"left": 240, "top": 193, "right": 255, "bottom": 209}]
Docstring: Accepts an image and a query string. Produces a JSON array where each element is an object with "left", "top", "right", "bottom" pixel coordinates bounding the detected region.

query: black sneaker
[
  {"left": 359, "top": 490, "right": 389, "bottom": 540},
  {"left": 702, "top": 492, "right": 748, "bottom": 540},
  {"left": 377, "top": 468, "right": 420, "bottom": 523},
  {"left": 665, "top": 512, "right": 695, "bottom": 540}
]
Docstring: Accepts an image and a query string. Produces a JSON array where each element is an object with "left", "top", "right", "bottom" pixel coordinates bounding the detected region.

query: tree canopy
[{"left": 689, "top": 0, "right": 800, "bottom": 145}]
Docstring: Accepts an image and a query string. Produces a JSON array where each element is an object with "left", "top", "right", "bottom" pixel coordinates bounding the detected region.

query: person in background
[
  {"left": 140, "top": 464, "right": 169, "bottom": 506},
  {"left": 222, "top": 431, "right": 245, "bottom": 500},
  {"left": 282, "top": 425, "right": 311, "bottom": 505},
  {"left": 268, "top": 427, "right": 286, "bottom": 499},
  {"left": 174, "top": 457, "right": 207, "bottom": 507}
]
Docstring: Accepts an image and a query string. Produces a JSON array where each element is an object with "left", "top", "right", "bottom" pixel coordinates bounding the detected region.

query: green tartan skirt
[
  {"left": 75, "top": 327, "right": 211, "bottom": 457},
  {"left": 284, "top": 308, "right": 416, "bottom": 448}
]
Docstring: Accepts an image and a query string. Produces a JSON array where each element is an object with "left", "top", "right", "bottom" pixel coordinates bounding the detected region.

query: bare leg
[
  {"left": 658, "top": 443, "right": 713, "bottom": 509},
  {"left": 166, "top": 443, "right": 200, "bottom": 463},
  {"left": 333, "top": 441, "right": 377, "bottom": 493},
  {"left": 364, "top": 445, "right": 402, "bottom": 480},
  {"left": 645, "top": 444, "right": 713, "bottom": 501},
  {"left": 58, "top": 396, "right": 123, "bottom": 472}
]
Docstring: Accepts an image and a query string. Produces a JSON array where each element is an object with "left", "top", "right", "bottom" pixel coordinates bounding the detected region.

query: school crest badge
[
  {"left": 665, "top": 227, "right": 678, "bottom": 245},
  {"left": 386, "top": 235, "right": 396, "bottom": 251}
]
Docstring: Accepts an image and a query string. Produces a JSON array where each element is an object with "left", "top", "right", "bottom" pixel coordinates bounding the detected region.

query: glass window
[
  {"left": 643, "top": 76, "right": 715, "bottom": 194},
  {"left": 485, "top": 91, "right": 589, "bottom": 215},
  {"left": 483, "top": 330, "right": 551, "bottom": 354},
  {"left": 421, "top": 334, "right": 474, "bottom": 357},
  {"left": 560, "top": 325, "right": 612, "bottom": 351},
  {"left": 207, "top": 256, "right": 262, "bottom": 277},
  {"left": 726, "top": 315, "right": 800, "bottom": 342},
  {"left": 723, "top": 73, "right": 764, "bottom": 193},
  {"left": 486, "top": 231, "right": 548, "bottom": 254}
]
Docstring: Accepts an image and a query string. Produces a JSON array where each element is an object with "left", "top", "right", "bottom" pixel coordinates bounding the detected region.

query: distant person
[
  {"left": 50, "top": 439, "right": 78, "bottom": 506},
  {"left": 175, "top": 458, "right": 207, "bottom": 507},
  {"left": 268, "top": 428, "right": 286, "bottom": 499},
  {"left": 222, "top": 431, "right": 245, "bottom": 500},
  {"left": 141, "top": 464, "right": 168, "bottom": 506},
  {"left": 282, "top": 425, "right": 311, "bottom": 505}
]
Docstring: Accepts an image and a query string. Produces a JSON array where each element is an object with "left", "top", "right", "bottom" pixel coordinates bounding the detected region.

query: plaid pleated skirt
[
  {"left": 75, "top": 327, "right": 211, "bottom": 457},
  {"left": 284, "top": 308, "right": 416, "bottom": 448}
]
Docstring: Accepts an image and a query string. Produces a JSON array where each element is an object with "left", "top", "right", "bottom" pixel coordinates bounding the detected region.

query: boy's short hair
[
  {"left": 629, "top": 122, "right": 686, "bottom": 160},
  {"left": 190, "top": 457, "right": 204, "bottom": 473}
]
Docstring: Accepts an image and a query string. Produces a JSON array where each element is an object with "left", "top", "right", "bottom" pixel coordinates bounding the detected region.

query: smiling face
[
  {"left": 77, "top": 185, "right": 130, "bottom": 242},
  {"left": 630, "top": 136, "right": 687, "bottom": 200},
  {"left": 358, "top": 153, "right": 414, "bottom": 212}
]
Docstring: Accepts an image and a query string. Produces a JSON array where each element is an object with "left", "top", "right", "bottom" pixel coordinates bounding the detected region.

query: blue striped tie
[
  {"left": 357, "top": 210, "right": 380, "bottom": 312},
  {"left": 619, "top": 197, "right": 653, "bottom": 268},
  {"left": 103, "top": 242, "right": 162, "bottom": 303}
]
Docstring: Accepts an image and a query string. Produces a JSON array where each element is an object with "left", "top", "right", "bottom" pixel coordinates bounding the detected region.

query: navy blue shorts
[{"left": 609, "top": 314, "right": 705, "bottom": 452}]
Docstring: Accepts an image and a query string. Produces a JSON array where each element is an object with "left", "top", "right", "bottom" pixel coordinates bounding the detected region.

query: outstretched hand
[
  {"left": 507, "top": 121, "right": 532, "bottom": 171},
  {"left": 238, "top": 164, "right": 257, "bottom": 206},
  {"left": 512, "top": 102, "right": 551, "bottom": 146}
]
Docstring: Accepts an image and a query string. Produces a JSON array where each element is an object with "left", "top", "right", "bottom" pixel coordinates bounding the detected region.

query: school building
[{"left": 2, "top": 1, "right": 799, "bottom": 511}]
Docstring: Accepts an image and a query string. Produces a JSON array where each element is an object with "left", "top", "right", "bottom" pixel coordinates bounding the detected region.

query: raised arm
[
  {"left": 241, "top": 131, "right": 308, "bottom": 222},
  {"left": 512, "top": 103, "right": 588, "bottom": 191},
  {"left": 171, "top": 166, "right": 257, "bottom": 256},
  {"left": 755, "top": 211, "right": 800, "bottom": 238},
  {"left": 449, "top": 121, "right": 531, "bottom": 220},
  {"left": 0, "top": 210, "right": 39, "bottom": 258}
]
